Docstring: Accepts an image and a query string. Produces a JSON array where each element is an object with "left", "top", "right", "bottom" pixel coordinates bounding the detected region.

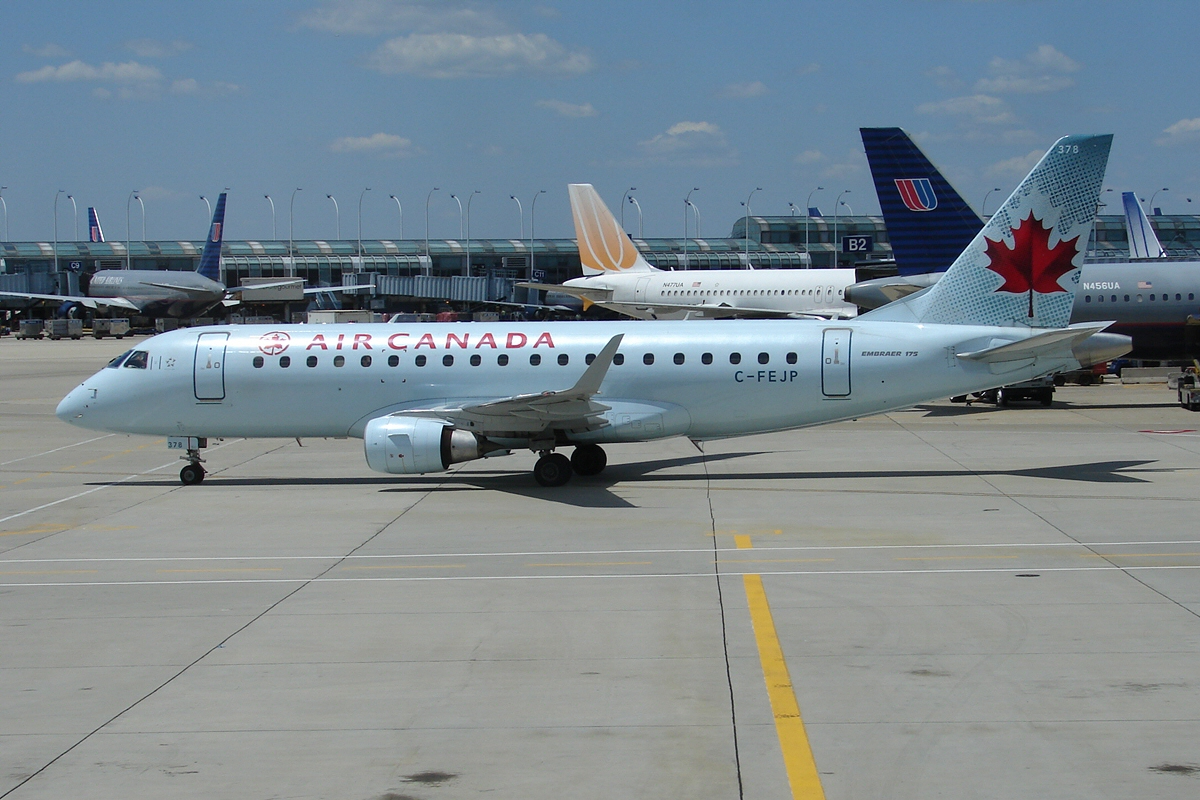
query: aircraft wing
[
  {"left": 0, "top": 290, "right": 139, "bottom": 311},
  {"left": 517, "top": 282, "right": 614, "bottom": 303},
  {"left": 138, "top": 280, "right": 217, "bottom": 295},
  {"left": 395, "top": 333, "right": 623, "bottom": 435},
  {"left": 595, "top": 299, "right": 848, "bottom": 320}
]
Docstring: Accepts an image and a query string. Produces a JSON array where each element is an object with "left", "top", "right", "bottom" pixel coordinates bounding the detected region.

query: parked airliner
[
  {"left": 520, "top": 184, "right": 858, "bottom": 320},
  {"left": 853, "top": 127, "right": 1200, "bottom": 359},
  {"left": 58, "top": 135, "right": 1128, "bottom": 487}
]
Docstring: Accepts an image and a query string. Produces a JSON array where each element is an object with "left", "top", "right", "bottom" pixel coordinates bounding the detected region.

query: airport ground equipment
[
  {"left": 16, "top": 319, "right": 44, "bottom": 339},
  {"left": 92, "top": 318, "right": 130, "bottom": 339},
  {"left": 47, "top": 319, "right": 84, "bottom": 340},
  {"left": 1178, "top": 367, "right": 1200, "bottom": 411}
]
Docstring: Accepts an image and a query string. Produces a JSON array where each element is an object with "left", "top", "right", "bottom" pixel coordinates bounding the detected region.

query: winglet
[
  {"left": 570, "top": 333, "right": 624, "bottom": 396},
  {"left": 569, "top": 185, "right": 656, "bottom": 276},
  {"left": 197, "top": 192, "right": 226, "bottom": 281}
]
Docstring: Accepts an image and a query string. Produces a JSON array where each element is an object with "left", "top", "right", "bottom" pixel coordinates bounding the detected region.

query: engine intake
[{"left": 364, "top": 416, "right": 496, "bottom": 475}]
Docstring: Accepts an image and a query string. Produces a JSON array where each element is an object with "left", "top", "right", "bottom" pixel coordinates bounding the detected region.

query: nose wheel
[{"left": 179, "top": 463, "right": 206, "bottom": 485}]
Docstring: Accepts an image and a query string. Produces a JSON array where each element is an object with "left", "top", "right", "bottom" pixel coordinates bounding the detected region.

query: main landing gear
[{"left": 533, "top": 444, "right": 608, "bottom": 487}]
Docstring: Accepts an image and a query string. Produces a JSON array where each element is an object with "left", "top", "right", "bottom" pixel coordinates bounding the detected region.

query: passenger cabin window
[
  {"left": 498, "top": 354, "right": 509, "bottom": 366},
  {"left": 585, "top": 353, "right": 596, "bottom": 365},
  {"left": 253, "top": 356, "right": 265, "bottom": 368},
  {"left": 361, "top": 355, "right": 372, "bottom": 367},
  {"left": 673, "top": 352, "right": 685, "bottom": 365},
  {"left": 786, "top": 352, "right": 797, "bottom": 364},
  {"left": 643, "top": 353, "right": 655, "bottom": 365},
  {"left": 613, "top": 353, "right": 625, "bottom": 366},
  {"left": 470, "top": 354, "right": 481, "bottom": 366},
  {"left": 279, "top": 356, "right": 291, "bottom": 368},
  {"left": 530, "top": 354, "right": 541, "bottom": 366},
  {"left": 701, "top": 352, "right": 713, "bottom": 365},
  {"left": 107, "top": 351, "right": 132, "bottom": 368},
  {"left": 124, "top": 351, "right": 149, "bottom": 369},
  {"left": 388, "top": 355, "right": 399, "bottom": 367},
  {"left": 758, "top": 352, "right": 769, "bottom": 364},
  {"left": 307, "top": 355, "right": 318, "bottom": 368},
  {"left": 558, "top": 353, "right": 569, "bottom": 366},
  {"left": 443, "top": 355, "right": 454, "bottom": 366},
  {"left": 415, "top": 355, "right": 427, "bottom": 367},
  {"left": 729, "top": 352, "right": 742, "bottom": 365},
  {"left": 334, "top": 355, "right": 345, "bottom": 367}
]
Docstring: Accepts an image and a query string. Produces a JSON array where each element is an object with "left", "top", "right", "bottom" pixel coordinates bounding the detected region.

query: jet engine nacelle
[{"left": 363, "top": 416, "right": 492, "bottom": 475}]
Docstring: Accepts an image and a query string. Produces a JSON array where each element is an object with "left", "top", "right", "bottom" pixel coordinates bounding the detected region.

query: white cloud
[
  {"left": 368, "top": 32, "right": 591, "bottom": 78},
  {"left": 330, "top": 132, "right": 416, "bottom": 157},
  {"left": 299, "top": 0, "right": 505, "bottom": 36},
  {"left": 985, "top": 149, "right": 1044, "bottom": 178},
  {"left": 796, "top": 62, "right": 820, "bottom": 76},
  {"left": 124, "top": 39, "right": 194, "bottom": 58},
  {"left": 925, "top": 65, "right": 963, "bottom": 90},
  {"left": 917, "top": 93, "right": 1015, "bottom": 125},
  {"left": 975, "top": 44, "right": 1079, "bottom": 94},
  {"left": 1156, "top": 117, "right": 1200, "bottom": 146},
  {"left": 170, "top": 78, "right": 240, "bottom": 97},
  {"left": 718, "top": 80, "right": 767, "bottom": 99},
  {"left": 637, "top": 121, "right": 736, "bottom": 167},
  {"left": 23, "top": 43, "right": 70, "bottom": 58},
  {"left": 794, "top": 149, "right": 824, "bottom": 165},
  {"left": 536, "top": 99, "right": 597, "bottom": 117},
  {"left": 16, "top": 60, "right": 162, "bottom": 84}
]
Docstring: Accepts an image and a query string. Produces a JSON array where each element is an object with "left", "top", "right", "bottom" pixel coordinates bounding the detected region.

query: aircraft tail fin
[
  {"left": 860, "top": 127, "right": 983, "bottom": 275},
  {"left": 865, "top": 134, "right": 1112, "bottom": 329},
  {"left": 87, "top": 208, "right": 105, "bottom": 243},
  {"left": 1122, "top": 191, "right": 1166, "bottom": 258},
  {"left": 197, "top": 192, "right": 226, "bottom": 281},
  {"left": 568, "top": 184, "right": 656, "bottom": 277}
]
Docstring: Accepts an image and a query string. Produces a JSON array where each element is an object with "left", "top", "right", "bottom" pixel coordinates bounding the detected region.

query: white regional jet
[
  {"left": 58, "top": 134, "right": 1130, "bottom": 487},
  {"left": 519, "top": 184, "right": 858, "bottom": 320}
]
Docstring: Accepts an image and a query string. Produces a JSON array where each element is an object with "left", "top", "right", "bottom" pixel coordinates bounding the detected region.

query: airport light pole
[
  {"left": 1149, "top": 187, "right": 1169, "bottom": 215},
  {"left": 805, "top": 185, "right": 823, "bottom": 254},
  {"left": 788, "top": 202, "right": 797, "bottom": 217},
  {"left": 125, "top": 190, "right": 139, "bottom": 270},
  {"left": 742, "top": 188, "right": 761, "bottom": 267},
  {"left": 357, "top": 187, "right": 371, "bottom": 257},
  {"left": 326, "top": 194, "right": 340, "bottom": 240},
  {"left": 136, "top": 195, "right": 146, "bottom": 241},
  {"left": 833, "top": 189, "right": 850, "bottom": 267},
  {"left": 981, "top": 187, "right": 1001, "bottom": 218},
  {"left": 264, "top": 195, "right": 276, "bottom": 240},
  {"left": 425, "top": 187, "right": 440, "bottom": 270},
  {"left": 683, "top": 187, "right": 699, "bottom": 270},
  {"left": 388, "top": 195, "right": 403, "bottom": 239},
  {"left": 530, "top": 189, "right": 545, "bottom": 281},
  {"left": 465, "top": 190, "right": 480, "bottom": 277},
  {"left": 53, "top": 189, "right": 64, "bottom": 274},
  {"left": 449, "top": 193, "right": 463, "bottom": 239},
  {"left": 289, "top": 188, "right": 301, "bottom": 276},
  {"left": 628, "top": 195, "right": 643, "bottom": 238},
  {"left": 509, "top": 195, "right": 523, "bottom": 239},
  {"left": 689, "top": 198, "right": 700, "bottom": 239},
  {"left": 620, "top": 186, "right": 636, "bottom": 233},
  {"left": 0, "top": 186, "right": 7, "bottom": 242},
  {"left": 68, "top": 194, "right": 77, "bottom": 241},
  {"left": 840, "top": 200, "right": 854, "bottom": 215},
  {"left": 200, "top": 195, "right": 211, "bottom": 224}
]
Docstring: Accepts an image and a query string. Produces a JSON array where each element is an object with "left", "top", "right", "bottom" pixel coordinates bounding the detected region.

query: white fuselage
[
  {"left": 564, "top": 268, "right": 858, "bottom": 319},
  {"left": 59, "top": 320, "right": 1081, "bottom": 445}
]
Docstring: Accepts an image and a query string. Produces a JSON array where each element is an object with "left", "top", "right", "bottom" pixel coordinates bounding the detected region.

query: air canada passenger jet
[
  {"left": 58, "top": 135, "right": 1129, "bottom": 487},
  {"left": 520, "top": 184, "right": 858, "bottom": 320}
]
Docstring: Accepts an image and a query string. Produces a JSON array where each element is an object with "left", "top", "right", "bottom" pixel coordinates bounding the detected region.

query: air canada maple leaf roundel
[
  {"left": 984, "top": 213, "right": 1079, "bottom": 295},
  {"left": 258, "top": 331, "right": 291, "bottom": 356}
]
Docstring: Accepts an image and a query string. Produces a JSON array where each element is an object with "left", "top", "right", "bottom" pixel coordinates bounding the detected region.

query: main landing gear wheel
[
  {"left": 570, "top": 444, "right": 607, "bottom": 476},
  {"left": 179, "top": 463, "right": 206, "bottom": 485},
  {"left": 533, "top": 453, "right": 573, "bottom": 487}
]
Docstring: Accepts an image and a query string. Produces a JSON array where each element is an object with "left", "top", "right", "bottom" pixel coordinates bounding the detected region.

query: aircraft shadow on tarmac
[
  {"left": 108, "top": 455, "right": 1168, "bottom": 509},
  {"left": 915, "top": 400, "right": 1179, "bottom": 416}
]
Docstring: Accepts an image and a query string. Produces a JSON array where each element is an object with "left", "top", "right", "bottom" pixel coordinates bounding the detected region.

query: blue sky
[{"left": 2, "top": 0, "right": 1198, "bottom": 243}]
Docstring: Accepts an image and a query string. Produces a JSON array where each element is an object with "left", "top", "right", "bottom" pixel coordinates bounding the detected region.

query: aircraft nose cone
[{"left": 56, "top": 385, "right": 90, "bottom": 425}]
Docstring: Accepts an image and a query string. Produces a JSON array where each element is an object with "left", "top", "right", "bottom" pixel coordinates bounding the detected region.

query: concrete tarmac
[{"left": 2, "top": 336, "right": 1199, "bottom": 799}]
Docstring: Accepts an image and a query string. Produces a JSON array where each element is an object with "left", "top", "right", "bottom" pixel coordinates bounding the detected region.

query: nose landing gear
[
  {"left": 179, "top": 461, "right": 206, "bottom": 485},
  {"left": 170, "top": 436, "right": 209, "bottom": 485}
]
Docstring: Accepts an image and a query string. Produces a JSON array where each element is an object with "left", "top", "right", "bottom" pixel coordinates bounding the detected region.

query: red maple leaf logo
[{"left": 984, "top": 213, "right": 1080, "bottom": 295}]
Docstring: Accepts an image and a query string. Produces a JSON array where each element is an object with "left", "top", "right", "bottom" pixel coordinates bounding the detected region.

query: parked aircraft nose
[{"left": 56, "top": 384, "right": 91, "bottom": 425}]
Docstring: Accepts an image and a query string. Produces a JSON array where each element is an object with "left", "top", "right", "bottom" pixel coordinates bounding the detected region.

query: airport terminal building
[{"left": 3, "top": 212, "right": 1199, "bottom": 315}]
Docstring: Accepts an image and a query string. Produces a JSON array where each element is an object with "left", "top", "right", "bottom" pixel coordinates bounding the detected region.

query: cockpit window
[
  {"left": 107, "top": 350, "right": 133, "bottom": 369},
  {"left": 123, "top": 350, "right": 150, "bottom": 369}
]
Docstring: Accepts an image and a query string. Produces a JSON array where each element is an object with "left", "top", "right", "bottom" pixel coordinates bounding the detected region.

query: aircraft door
[
  {"left": 634, "top": 276, "right": 652, "bottom": 302},
  {"left": 194, "top": 332, "right": 229, "bottom": 401},
  {"left": 821, "top": 328, "right": 851, "bottom": 397}
]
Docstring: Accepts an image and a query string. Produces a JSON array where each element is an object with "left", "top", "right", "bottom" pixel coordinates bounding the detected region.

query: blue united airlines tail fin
[
  {"left": 860, "top": 127, "right": 982, "bottom": 276},
  {"left": 197, "top": 192, "right": 226, "bottom": 281},
  {"left": 87, "top": 207, "right": 105, "bottom": 243},
  {"left": 1122, "top": 191, "right": 1166, "bottom": 258},
  {"left": 865, "top": 134, "right": 1112, "bottom": 329}
]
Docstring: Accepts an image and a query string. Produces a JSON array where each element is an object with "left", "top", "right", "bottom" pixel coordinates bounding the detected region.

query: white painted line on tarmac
[
  {"left": 0, "top": 434, "right": 117, "bottom": 466},
  {"left": 0, "top": 461, "right": 177, "bottom": 526},
  {"left": 2, "top": 563, "right": 1199, "bottom": 588},
  {"left": 4, "top": 540, "right": 1200, "bottom": 565}
]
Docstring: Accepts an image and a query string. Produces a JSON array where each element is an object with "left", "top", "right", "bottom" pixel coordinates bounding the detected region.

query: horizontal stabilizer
[{"left": 956, "top": 323, "right": 1114, "bottom": 363}]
